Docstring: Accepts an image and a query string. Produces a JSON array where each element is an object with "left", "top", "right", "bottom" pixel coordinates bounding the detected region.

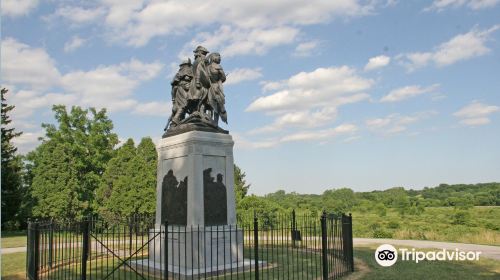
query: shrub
[
  {"left": 451, "top": 210, "right": 471, "bottom": 225},
  {"left": 372, "top": 228, "right": 393, "bottom": 238},
  {"left": 387, "top": 220, "right": 400, "bottom": 229},
  {"left": 485, "top": 222, "right": 500, "bottom": 231}
]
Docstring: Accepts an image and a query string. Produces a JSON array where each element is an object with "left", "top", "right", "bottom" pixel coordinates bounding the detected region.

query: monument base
[{"left": 142, "top": 225, "right": 247, "bottom": 278}]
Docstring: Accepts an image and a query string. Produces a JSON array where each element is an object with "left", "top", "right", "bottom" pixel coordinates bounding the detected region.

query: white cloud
[
  {"left": 225, "top": 68, "right": 263, "bottom": 85},
  {"left": 64, "top": 36, "right": 87, "bottom": 53},
  {"left": 247, "top": 66, "right": 373, "bottom": 113},
  {"left": 245, "top": 66, "right": 370, "bottom": 143},
  {"left": 12, "top": 131, "right": 43, "bottom": 154},
  {"left": 52, "top": 6, "right": 106, "bottom": 24},
  {"left": 453, "top": 101, "right": 499, "bottom": 126},
  {"left": 293, "top": 41, "right": 320, "bottom": 57},
  {"left": 460, "top": 117, "right": 491, "bottom": 125},
  {"left": 1, "top": 0, "right": 39, "bottom": 17},
  {"left": 249, "top": 107, "right": 338, "bottom": 134},
  {"left": 10, "top": 90, "right": 79, "bottom": 119},
  {"left": 425, "top": 0, "right": 500, "bottom": 11},
  {"left": 380, "top": 84, "right": 440, "bottom": 102},
  {"left": 178, "top": 25, "right": 300, "bottom": 59},
  {"left": 97, "top": 0, "right": 374, "bottom": 47},
  {"left": 133, "top": 101, "right": 171, "bottom": 117},
  {"left": 364, "top": 55, "right": 391, "bottom": 71},
  {"left": 280, "top": 123, "right": 357, "bottom": 143},
  {"left": 366, "top": 112, "right": 436, "bottom": 134},
  {"left": 398, "top": 25, "right": 499, "bottom": 71},
  {"left": 3, "top": 38, "right": 165, "bottom": 122},
  {"left": 1, "top": 38, "right": 61, "bottom": 90},
  {"left": 60, "top": 59, "right": 164, "bottom": 112},
  {"left": 234, "top": 123, "right": 357, "bottom": 149},
  {"left": 260, "top": 81, "right": 287, "bottom": 92},
  {"left": 232, "top": 133, "right": 280, "bottom": 149}
]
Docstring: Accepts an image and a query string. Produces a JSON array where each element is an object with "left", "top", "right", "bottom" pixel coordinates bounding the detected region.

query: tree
[
  {"left": 234, "top": 164, "right": 250, "bottom": 206},
  {"left": 96, "top": 138, "right": 157, "bottom": 219},
  {"left": 322, "top": 188, "right": 356, "bottom": 213},
  {"left": 237, "top": 195, "right": 284, "bottom": 227},
  {"left": 29, "top": 105, "right": 118, "bottom": 219},
  {"left": 1, "top": 88, "right": 24, "bottom": 229}
]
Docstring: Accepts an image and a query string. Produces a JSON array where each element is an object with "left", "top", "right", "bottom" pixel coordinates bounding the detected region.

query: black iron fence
[{"left": 27, "top": 211, "right": 353, "bottom": 279}]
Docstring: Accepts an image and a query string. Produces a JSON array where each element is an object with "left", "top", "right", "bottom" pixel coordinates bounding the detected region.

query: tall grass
[{"left": 352, "top": 206, "right": 500, "bottom": 246}]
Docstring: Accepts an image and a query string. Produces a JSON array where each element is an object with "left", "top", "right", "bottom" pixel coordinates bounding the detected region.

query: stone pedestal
[
  {"left": 155, "top": 130, "right": 236, "bottom": 227},
  {"left": 140, "top": 131, "right": 244, "bottom": 277},
  {"left": 143, "top": 225, "right": 245, "bottom": 276}
]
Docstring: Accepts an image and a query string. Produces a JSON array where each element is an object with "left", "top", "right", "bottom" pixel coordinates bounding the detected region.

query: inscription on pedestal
[
  {"left": 161, "top": 169, "right": 188, "bottom": 225},
  {"left": 203, "top": 168, "right": 227, "bottom": 225}
]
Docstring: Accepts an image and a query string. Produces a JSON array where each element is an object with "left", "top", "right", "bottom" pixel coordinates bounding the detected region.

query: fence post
[
  {"left": 129, "top": 217, "right": 133, "bottom": 256},
  {"left": 321, "top": 211, "right": 328, "bottom": 280},
  {"left": 164, "top": 219, "right": 169, "bottom": 280},
  {"left": 253, "top": 212, "right": 259, "bottom": 280},
  {"left": 342, "top": 214, "right": 349, "bottom": 266},
  {"left": 81, "top": 219, "right": 90, "bottom": 280},
  {"left": 30, "top": 221, "right": 40, "bottom": 280},
  {"left": 291, "top": 209, "right": 296, "bottom": 248},
  {"left": 48, "top": 219, "right": 53, "bottom": 268},
  {"left": 349, "top": 213, "right": 354, "bottom": 272}
]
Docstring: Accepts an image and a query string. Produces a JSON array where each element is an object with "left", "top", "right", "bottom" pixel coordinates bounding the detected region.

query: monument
[{"left": 137, "top": 46, "right": 245, "bottom": 277}]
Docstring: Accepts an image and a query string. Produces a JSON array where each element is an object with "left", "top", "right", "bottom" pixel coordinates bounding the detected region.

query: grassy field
[
  {"left": 350, "top": 246, "right": 500, "bottom": 280},
  {"left": 352, "top": 206, "right": 500, "bottom": 246},
  {"left": 1, "top": 252, "right": 26, "bottom": 280},
  {"left": 1, "top": 231, "right": 26, "bottom": 248},
  {"left": 3, "top": 247, "right": 499, "bottom": 280},
  {"left": 1, "top": 247, "right": 327, "bottom": 279}
]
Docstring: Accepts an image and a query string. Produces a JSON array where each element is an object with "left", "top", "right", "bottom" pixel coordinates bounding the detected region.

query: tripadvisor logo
[
  {"left": 375, "top": 244, "right": 398, "bottom": 267},
  {"left": 375, "top": 244, "right": 482, "bottom": 267}
]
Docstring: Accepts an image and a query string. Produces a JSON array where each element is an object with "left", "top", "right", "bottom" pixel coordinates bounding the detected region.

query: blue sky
[{"left": 2, "top": 0, "right": 499, "bottom": 195}]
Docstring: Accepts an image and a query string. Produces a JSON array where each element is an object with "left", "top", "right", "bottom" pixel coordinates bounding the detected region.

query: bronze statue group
[{"left": 166, "top": 46, "right": 228, "bottom": 131}]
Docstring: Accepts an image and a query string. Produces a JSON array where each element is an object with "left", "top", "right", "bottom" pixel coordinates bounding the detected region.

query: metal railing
[{"left": 27, "top": 211, "right": 353, "bottom": 279}]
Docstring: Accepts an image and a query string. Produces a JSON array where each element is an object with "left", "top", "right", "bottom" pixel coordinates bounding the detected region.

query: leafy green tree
[
  {"left": 29, "top": 105, "right": 118, "bottom": 219},
  {"left": 1, "top": 88, "right": 24, "bottom": 229},
  {"left": 322, "top": 188, "right": 356, "bottom": 213},
  {"left": 237, "top": 195, "right": 284, "bottom": 228},
  {"left": 96, "top": 138, "right": 157, "bottom": 219},
  {"left": 234, "top": 164, "right": 250, "bottom": 206}
]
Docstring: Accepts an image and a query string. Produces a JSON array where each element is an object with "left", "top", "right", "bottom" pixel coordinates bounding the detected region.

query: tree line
[{"left": 236, "top": 183, "right": 500, "bottom": 218}]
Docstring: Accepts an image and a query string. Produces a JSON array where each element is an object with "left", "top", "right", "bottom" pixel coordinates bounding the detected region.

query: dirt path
[{"left": 354, "top": 238, "right": 500, "bottom": 260}]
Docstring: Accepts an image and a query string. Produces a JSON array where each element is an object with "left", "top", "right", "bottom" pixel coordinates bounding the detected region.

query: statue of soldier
[
  {"left": 207, "top": 52, "right": 227, "bottom": 125},
  {"left": 189, "top": 46, "right": 211, "bottom": 115},
  {"left": 166, "top": 59, "right": 193, "bottom": 129}
]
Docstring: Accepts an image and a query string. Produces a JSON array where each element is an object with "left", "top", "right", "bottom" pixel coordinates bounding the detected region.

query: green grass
[
  {"left": 352, "top": 246, "right": 500, "bottom": 280},
  {"left": 3, "top": 246, "right": 499, "bottom": 280},
  {"left": 0, "top": 246, "right": 331, "bottom": 279},
  {"left": 1, "top": 252, "right": 26, "bottom": 280},
  {"left": 1, "top": 231, "right": 27, "bottom": 248},
  {"left": 352, "top": 206, "right": 500, "bottom": 246}
]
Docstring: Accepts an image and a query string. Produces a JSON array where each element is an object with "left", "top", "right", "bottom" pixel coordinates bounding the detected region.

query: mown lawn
[
  {"left": 4, "top": 246, "right": 500, "bottom": 280},
  {"left": 351, "top": 246, "right": 500, "bottom": 280},
  {"left": 1, "top": 252, "right": 26, "bottom": 280},
  {"left": 1, "top": 231, "right": 27, "bottom": 248}
]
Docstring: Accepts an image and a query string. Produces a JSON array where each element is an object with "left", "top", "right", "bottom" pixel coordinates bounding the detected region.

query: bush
[
  {"left": 387, "top": 220, "right": 400, "bottom": 229},
  {"left": 484, "top": 222, "right": 500, "bottom": 231},
  {"left": 451, "top": 210, "right": 471, "bottom": 225},
  {"left": 372, "top": 228, "right": 393, "bottom": 238}
]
